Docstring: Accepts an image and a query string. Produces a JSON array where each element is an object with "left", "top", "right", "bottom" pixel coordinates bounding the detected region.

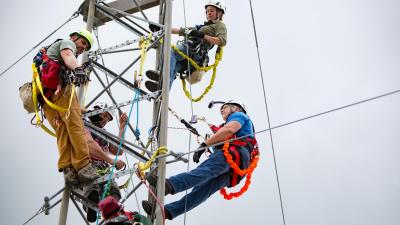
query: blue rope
[
  {"left": 95, "top": 89, "right": 140, "bottom": 224},
  {"left": 134, "top": 93, "right": 141, "bottom": 138}
]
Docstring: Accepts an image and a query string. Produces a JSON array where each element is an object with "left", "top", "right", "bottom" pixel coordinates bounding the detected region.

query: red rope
[{"left": 220, "top": 141, "right": 260, "bottom": 200}]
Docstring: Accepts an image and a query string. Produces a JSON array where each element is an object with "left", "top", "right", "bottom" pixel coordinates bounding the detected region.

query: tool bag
[{"left": 18, "top": 82, "right": 35, "bottom": 113}]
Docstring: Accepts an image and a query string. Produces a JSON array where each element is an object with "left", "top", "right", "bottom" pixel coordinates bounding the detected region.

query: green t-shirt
[
  {"left": 179, "top": 20, "right": 227, "bottom": 47},
  {"left": 46, "top": 39, "right": 77, "bottom": 61}
]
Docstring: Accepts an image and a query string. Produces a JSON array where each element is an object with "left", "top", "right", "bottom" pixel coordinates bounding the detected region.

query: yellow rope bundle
[{"left": 172, "top": 45, "right": 224, "bottom": 102}]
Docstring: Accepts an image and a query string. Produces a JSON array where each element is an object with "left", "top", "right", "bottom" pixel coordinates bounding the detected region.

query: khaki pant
[{"left": 43, "top": 86, "right": 90, "bottom": 171}]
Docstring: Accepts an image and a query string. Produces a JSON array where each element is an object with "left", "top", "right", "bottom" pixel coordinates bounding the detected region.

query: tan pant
[{"left": 43, "top": 86, "right": 90, "bottom": 171}]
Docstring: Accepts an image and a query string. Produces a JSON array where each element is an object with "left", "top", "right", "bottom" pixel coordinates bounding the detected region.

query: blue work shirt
[{"left": 226, "top": 112, "right": 254, "bottom": 138}]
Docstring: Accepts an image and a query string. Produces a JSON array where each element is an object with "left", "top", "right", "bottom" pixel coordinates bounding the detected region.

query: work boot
[
  {"left": 77, "top": 163, "right": 100, "bottom": 183},
  {"left": 145, "top": 80, "right": 161, "bottom": 93},
  {"left": 145, "top": 70, "right": 160, "bottom": 81},
  {"left": 142, "top": 200, "right": 172, "bottom": 220},
  {"left": 86, "top": 189, "right": 100, "bottom": 222},
  {"left": 146, "top": 173, "right": 173, "bottom": 195},
  {"left": 63, "top": 167, "right": 79, "bottom": 186}
]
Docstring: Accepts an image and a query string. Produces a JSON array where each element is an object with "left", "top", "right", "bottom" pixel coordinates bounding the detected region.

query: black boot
[
  {"left": 142, "top": 200, "right": 172, "bottom": 220},
  {"left": 146, "top": 70, "right": 161, "bottom": 81},
  {"left": 146, "top": 173, "right": 173, "bottom": 195},
  {"left": 145, "top": 80, "right": 161, "bottom": 93},
  {"left": 86, "top": 190, "right": 100, "bottom": 222}
]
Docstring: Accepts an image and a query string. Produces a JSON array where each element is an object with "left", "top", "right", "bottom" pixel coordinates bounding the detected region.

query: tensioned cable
[
  {"left": 181, "top": 1, "right": 194, "bottom": 225},
  {"left": 162, "top": 88, "right": 400, "bottom": 159},
  {"left": 0, "top": 11, "right": 80, "bottom": 77},
  {"left": 249, "top": 0, "right": 284, "bottom": 224}
]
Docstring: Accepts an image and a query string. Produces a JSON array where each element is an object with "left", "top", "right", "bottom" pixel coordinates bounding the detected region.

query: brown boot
[
  {"left": 63, "top": 167, "right": 79, "bottom": 186},
  {"left": 77, "top": 163, "right": 100, "bottom": 183}
]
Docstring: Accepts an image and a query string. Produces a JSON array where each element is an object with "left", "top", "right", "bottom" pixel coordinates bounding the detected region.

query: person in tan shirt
[{"left": 145, "top": 0, "right": 228, "bottom": 92}]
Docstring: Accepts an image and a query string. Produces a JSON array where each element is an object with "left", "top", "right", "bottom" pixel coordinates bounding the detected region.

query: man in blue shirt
[{"left": 142, "top": 100, "right": 255, "bottom": 220}]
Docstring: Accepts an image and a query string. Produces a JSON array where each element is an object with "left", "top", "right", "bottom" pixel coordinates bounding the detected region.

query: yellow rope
[
  {"left": 138, "top": 146, "right": 168, "bottom": 172},
  {"left": 97, "top": 167, "right": 112, "bottom": 176},
  {"left": 31, "top": 63, "right": 75, "bottom": 136},
  {"left": 135, "top": 33, "right": 153, "bottom": 88},
  {"left": 172, "top": 45, "right": 223, "bottom": 102},
  {"left": 139, "top": 33, "right": 152, "bottom": 77},
  {"left": 32, "top": 77, "right": 56, "bottom": 137}
]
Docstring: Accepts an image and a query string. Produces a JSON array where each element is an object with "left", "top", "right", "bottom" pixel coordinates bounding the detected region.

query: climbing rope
[
  {"left": 247, "top": 0, "right": 286, "bottom": 223},
  {"left": 134, "top": 34, "right": 153, "bottom": 145},
  {"left": 140, "top": 174, "right": 167, "bottom": 225},
  {"left": 96, "top": 89, "right": 141, "bottom": 225},
  {"left": 138, "top": 33, "right": 152, "bottom": 82},
  {"left": 0, "top": 11, "right": 79, "bottom": 77},
  {"left": 219, "top": 141, "right": 260, "bottom": 200},
  {"left": 137, "top": 146, "right": 168, "bottom": 175},
  {"left": 172, "top": 45, "right": 223, "bottom": 102},
  {"left": 179, "top": 1, "right": 196, "bottom": 223}
]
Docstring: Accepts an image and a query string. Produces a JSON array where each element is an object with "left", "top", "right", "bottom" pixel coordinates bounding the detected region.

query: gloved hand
[
  {"left": 188, "top": 30, "right": 205, "bottom": 39},
  {"left": 193, "top": 142, "right": 207, "bottom": 163},
  {"left": 73, "top": 66, "right": 90, "bottom": 86},
  {"left": 149, "top": 24, "right": 161, "bottom": 32}
]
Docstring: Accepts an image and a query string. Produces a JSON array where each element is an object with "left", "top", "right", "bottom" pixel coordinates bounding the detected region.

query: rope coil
[
  {"left": 172, "top": 45, "right": 223, "bottom": 102},
  {"left": 220, "top": 141, "right": 260, "bottom": 200}
]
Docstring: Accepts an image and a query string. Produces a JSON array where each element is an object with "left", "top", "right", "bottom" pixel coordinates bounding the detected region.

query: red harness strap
[{"left": 229, "top": 145, "right": 241, "bottom": 187}]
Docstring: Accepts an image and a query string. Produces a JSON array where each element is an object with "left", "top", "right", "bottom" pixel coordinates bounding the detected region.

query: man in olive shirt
[
  {"left": 42, "top": 30, "right": 99, "bottom": 185},
  {"left": 145, "top": 0, "right": 227, "bottom": 91}
]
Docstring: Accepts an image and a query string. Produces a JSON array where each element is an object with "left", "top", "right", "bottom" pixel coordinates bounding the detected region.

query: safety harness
[
  {"left": 30, "top": 40, "right": 78, "bottom": 136},
  {"left": 33, "top": 40, "right": 73, "bottom": 93},
  {"left": 209, "top": 123, "right": 260, "bottom": 188},
  {"left": 177, "top": 24, "right": 213, "bottom": 76}
]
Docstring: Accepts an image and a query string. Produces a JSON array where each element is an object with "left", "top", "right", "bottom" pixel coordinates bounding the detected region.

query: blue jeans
[
  {"left": 169, "top": 44, "right": 203, "bottom": 89},
  {"left": 165, "top": 146, "right": 250, "bottom": 219}
]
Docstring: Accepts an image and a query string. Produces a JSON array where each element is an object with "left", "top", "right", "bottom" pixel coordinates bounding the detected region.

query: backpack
[
  {"left": 33, "top": 39, "right": 65, "bottom": 90},
  {"left": 19, "top": 39, "right": 65, "bottom": 114}
]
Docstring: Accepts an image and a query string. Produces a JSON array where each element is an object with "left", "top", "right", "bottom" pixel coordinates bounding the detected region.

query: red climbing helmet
[{"left": 98, "top": 196, "right": 123, "bottom": 220}]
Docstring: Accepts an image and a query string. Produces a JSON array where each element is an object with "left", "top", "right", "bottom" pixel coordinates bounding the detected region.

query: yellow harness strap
[{"left": 31, "top": 63, "right": 75, "bottom": 136}]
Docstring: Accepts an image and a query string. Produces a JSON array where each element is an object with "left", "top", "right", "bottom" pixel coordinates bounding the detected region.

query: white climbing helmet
[
  {"left": 93, "top": 101, "right": 114, "bottom": 121},
  {"left": 205, "top": 0, "right": 226, "bottom": 14},
  {"left": 221, "top": 100, "right": 246, "bottom": 114}
]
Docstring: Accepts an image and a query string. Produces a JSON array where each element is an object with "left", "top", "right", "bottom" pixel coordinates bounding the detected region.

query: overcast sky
[{"left": 1, "top": 0, "right": 400, "bottom": 225}]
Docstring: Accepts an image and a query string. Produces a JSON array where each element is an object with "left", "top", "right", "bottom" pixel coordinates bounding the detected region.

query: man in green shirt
[
  {"left": 41, "top": 30, "right": 100, "bottom": 185},
  {"left": 145, "top": 0, "right": 227, "bottom": 92}
]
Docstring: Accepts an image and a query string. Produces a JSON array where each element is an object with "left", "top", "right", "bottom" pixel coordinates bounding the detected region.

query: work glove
[
  {"left": 188, "top": 29, "right": 205, "bottom": 39},
  {"left": 193, "top": 142, "right": 207, "bottom": 163},
  {"left": 73, "top": 66, "right": 90, "bottom": 87},
  {"left": 149, "top": 24, "right": 161, "bottom": 32}
]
